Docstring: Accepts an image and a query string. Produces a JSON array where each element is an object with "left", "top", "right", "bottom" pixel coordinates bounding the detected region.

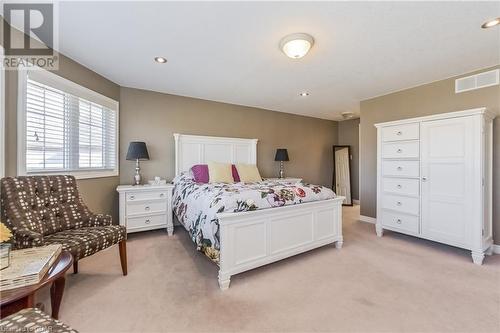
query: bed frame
[{"left": 173, "top": 133, "right": 344, "bottom": 290}]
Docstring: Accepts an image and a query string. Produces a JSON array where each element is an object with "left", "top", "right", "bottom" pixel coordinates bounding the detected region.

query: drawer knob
[
  {"left": 397, "top": 184, "right": 402, "bottom": 189},
  {"left": 130, "top": 195, "right": 135, "bottom": 200},
  {"left": 397, "top": 149, "right": 403, "bottom": 153},
  {"left": 397, "top": 131, "right": 402, "bottom": 136},
  {"left": 397, "top": 166, "right": 403, "bottom": 171},
  {"left": 160, "top": 193, "right": 165, "bottom": 198},
  {"left": 422, "top": 177, "right": 427, "bottom": 182},
  {"left": 397, "top": 201, "right": 402, "bottom": 206},
  {"left": 145, "top": 219, "right": 151, "bottom": 224},
  {"left": 396, "top": 219, "right": 402, "bottom": 224},
  {"left": 145, "top": 206, "right": 150, "bottom": 211}
]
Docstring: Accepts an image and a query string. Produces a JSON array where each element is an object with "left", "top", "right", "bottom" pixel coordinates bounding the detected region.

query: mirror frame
[{"left": 332, "top": 145, "right": 353, "bottom": 206}]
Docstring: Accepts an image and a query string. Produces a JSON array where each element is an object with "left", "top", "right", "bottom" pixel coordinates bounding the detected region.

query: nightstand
[
  {"left": 116, "top": 184, "right": 174, "bottom": 235},
  {"left": 265, "top": 177, "right": 303, "bottom": 184}
]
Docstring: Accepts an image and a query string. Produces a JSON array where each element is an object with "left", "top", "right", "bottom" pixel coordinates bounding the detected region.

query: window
[{"left": 18, "top": 69, "right": 119, "bottom": 179}]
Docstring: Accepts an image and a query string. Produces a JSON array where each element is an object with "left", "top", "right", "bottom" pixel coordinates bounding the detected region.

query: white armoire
[{"left": 375, "top": 108, "right": 495, "bottom": 265}]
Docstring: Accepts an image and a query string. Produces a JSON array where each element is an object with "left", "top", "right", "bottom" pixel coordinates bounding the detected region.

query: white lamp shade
[{"left": 280, "top": 33, "right": 314, "bottom": 59}]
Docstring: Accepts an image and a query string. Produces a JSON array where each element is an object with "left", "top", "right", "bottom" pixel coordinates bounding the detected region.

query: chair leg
[
  {"left": 118, "top": 240, "right": 128, "bottom": 276},
  {"left": 73, "top": 260, "right": 78, "bottom": 274}
]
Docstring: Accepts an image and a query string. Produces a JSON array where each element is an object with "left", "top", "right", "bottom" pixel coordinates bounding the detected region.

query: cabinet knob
[
  {"left": 160, "top": 193, "right": 165, "bottom": 198},
  {"left": 145, "top": 219, "right": 151, "bottom": 224},
  {"left": 130, "top": 195, "right": 135, "bottom": 200},
  {"left": 396, "top": 219, "right": 402, "bottom": 224},
  {"left": 397, "top": 149, "right": 403, "bottom": 153},
  {"left": 422, "top": 177, "right": 427, "bottom": 182},
  {"left": 145, "top": 206, "right": 150, "bottom": 211},
  {"left": 397, "top": 166, "right": 403, "bottom": 171},
  {"left": 396, "top": 131, "right": 403, "bottom": 136},
  {"left": 397, "top": 184, "right": 402, "bottom": 189},
  {"left": 396, "top": 201, "right": 402, "bottom": 206}
]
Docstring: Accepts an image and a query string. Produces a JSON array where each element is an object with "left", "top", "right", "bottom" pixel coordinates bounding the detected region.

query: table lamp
[
  {"left": 126, "top": 142, "right": 150, "bottom": 185},
  {"left": 274, "top": 148, "right": 289, "bottom": 178}
]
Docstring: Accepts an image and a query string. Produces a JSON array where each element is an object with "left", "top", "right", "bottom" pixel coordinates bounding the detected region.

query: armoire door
[{"left": 420, "top": 117, "right": 475, "bottom": 247}]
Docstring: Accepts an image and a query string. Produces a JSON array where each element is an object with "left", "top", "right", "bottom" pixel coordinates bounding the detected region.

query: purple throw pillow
[
  {"left": 232, "top": 165, "right": 240, "bottom": 182},
  {"left": 191, "top": 164, "right": 209, "bottom": 183}
]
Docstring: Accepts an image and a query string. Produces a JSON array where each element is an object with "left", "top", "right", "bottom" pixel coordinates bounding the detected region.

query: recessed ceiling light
[
  {"left": 482, "top": 18, "right": 500, "bottom": 28},
  {"left": 280, "top": 33, "right": 314, "bottom": 59},
  {"left": 299, "top": 92, "right": 310, "bottom": 97},
  {"left": 154, "top": 56, "right": 167, "bottom": 63}
]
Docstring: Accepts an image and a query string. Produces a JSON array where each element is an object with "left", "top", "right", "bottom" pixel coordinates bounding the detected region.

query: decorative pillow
[
  {"left": 232, "top": 165, "right": 240, "bottom": 182},
  {"left": 191, "top": 164, "right": 209, "bottom": 183},
  {"left": 235, "top": 164, "right": 262, "bottom": 182},
  {"left": 208, "top": 162, "right": 234, "bottom": 183}
]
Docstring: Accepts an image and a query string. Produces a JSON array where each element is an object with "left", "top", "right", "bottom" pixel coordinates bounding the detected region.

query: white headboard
[{"left": 173, "top": 134, "right": 258, "bottom": 175}]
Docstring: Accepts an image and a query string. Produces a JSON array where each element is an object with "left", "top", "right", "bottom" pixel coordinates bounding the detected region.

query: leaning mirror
[{"left": 332, "top": 145, "right": 353, "bottom": 206}]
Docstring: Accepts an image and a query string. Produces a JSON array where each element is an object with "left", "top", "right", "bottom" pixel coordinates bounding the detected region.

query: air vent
[{"left": 455, "top": 69, "right": 499, "bottom": 93}]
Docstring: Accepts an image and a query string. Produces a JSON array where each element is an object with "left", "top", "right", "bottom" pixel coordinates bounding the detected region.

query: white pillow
[
  {"left": 207, "top": 162, "right": 234, "bottom": 183},
  {"left": 235, "top": 164, "right": 262, "bottom": 182}
]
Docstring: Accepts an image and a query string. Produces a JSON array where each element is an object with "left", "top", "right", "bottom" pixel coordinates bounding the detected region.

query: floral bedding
[{"left": 172, "top": 172, "right": 336, "bottom": 264}]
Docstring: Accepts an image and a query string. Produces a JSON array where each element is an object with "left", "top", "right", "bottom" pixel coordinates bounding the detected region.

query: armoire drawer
[
  {"left": 382, "top": 194, "right": 419, "bottom": 215},
  {"left": 381, "top": 123, "right": 419, "bottom": 142},
  {"left": 382, "top": 178, "right": 419, "bottom": 197},
  {"left": 127, "top": 214, "right": 166, "bottom": 230},
  {"left": 382, "top": 141, "right": 419, "bottom": 159},
  {"left": 382, "top": 160, "right": 419, "bottom": 178},
  {"left": 380, "top": 210, "right": 419, "bottom": 234}
]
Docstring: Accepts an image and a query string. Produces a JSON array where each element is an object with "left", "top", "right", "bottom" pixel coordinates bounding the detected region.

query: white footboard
[{"left": 217, "top": 197, "right": 344, "bottom": 290}]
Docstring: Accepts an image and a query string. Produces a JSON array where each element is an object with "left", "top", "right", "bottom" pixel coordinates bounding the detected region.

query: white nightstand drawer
[
  {"left": 382, "top": 141, "right": 419, "bottom": 159},
  {"left": 127, "top": 214, "right": 166, "bottom": 230},
  {"left": 382, "top": 194, "right": 419, "bottom": 215},
  {"left": 382, "top": 160, "right": 419, "bottom": 178},
  {"left": 380, "top": 210, "right": 419, "bottom": 234},
  {"left": 127, "top": 200, "right": 166, "bottom": 216},
  {"left": 382, "top": 123, "right": 419, "bottom": 142},
  {"left": 127, "top": 191, "right": 168, "bottom": 202},
  {"left": 382, "top": 178, "right": 419, "bottom": 197}
]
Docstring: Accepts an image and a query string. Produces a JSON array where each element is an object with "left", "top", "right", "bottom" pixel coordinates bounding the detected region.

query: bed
[{"left": 172, "top": 133, "right": 344, "bottom": 289}]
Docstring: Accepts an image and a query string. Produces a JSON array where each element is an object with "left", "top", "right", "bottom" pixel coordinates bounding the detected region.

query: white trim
[
  {"left": 491, "top": 245, "right": 500, "bottom": 255},
  {"left": 0, "top": 46, "right": 4, "bottom": 178},
  {"left": 353, "top": 199, "right": 360, "bottom": 205},
  {"left": 374, "top": 108, "right": 493, "bottom": 128},
  {"left": 17, "top": 68, "right": 119, "bottom": 179},
  {"left": 359, "top": 215, "right": 376, "bottom": 224}
]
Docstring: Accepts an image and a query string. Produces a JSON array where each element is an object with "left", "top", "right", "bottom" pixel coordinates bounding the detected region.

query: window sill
[{"left": 23, "top": 170, "right": 119, "bottom": 180}]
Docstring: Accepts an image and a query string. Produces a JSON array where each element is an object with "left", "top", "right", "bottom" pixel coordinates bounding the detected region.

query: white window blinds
[{"left": 20, "top": 69, "right": 119, "bottom": 178}]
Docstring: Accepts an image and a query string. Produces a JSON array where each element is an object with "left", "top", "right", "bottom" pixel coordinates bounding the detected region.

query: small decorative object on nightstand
[
  {"left": 117, "top": 184, "right": 175, "bottom": 235},
  {"left": 126, "top": 142, "right": 150, "bottom": 185},
  {"left": 274, "top": 148, "right": 289, "bottom": 178},
  {"left": 266, "top": 177, "right": 302, "bottom": 184}
]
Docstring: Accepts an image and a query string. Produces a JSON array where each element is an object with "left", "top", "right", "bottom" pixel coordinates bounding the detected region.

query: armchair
[{"left": 1, "top": 175, "right": 127, "bottom": 275}]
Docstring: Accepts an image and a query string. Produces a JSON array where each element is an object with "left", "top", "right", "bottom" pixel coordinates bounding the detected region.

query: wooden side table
[{"left": 0, "top": 251, "right": 73, "bottom": 319}]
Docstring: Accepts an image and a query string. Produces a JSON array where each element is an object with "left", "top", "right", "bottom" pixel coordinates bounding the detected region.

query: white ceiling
[{"left": 55, "top": 1, "right": 499, "bottom": 120}]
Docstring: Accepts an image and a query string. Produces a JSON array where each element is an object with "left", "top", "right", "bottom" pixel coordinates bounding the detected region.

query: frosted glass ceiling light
[{"left": 280, "top": 33, "right": 314, "bottom": 59}]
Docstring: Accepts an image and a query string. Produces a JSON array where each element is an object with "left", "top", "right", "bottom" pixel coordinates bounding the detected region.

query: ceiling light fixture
[
  {"left": 280, "top": 33, "right": 314, "bottom": 59},
  {"left": 154, "top": 56, "right": 167, "bottom": 63},
  {"left": 341, "top": 112, "right": 355, "bottom": 119},
  {"left": 482, "top": 18, "right": 500, "bottom": 28},
  {"left": 299, "top": 92, "right": 310, "bottom": 97}
]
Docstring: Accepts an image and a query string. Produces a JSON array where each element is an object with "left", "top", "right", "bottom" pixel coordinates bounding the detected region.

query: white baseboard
[
  {"left": 359, "top": 215, "right": 376, "bottom": 224},
  {"left": 491, "top": 244, "right": 500, "bottom": 254},
  {"left": 353, "top": 199, "right": 360, "bottom": 205}
]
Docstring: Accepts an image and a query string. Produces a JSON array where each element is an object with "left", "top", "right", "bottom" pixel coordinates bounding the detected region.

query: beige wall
[
  {"left": 2, "top": 22, "right": 121, "bottom": 220},
  {"left": 337, "top": 118, "right": 360, "bottom": 200},
  {"left": 119, "top": 87, "right": 338, "bottom": 187},
  {"left": 360, "top": 65, "right": 500, "bottom": 243}
]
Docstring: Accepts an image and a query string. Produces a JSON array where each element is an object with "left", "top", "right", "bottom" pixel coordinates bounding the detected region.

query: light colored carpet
[{"left": 39, "top": 206, "right": 500, "bottom": 332}]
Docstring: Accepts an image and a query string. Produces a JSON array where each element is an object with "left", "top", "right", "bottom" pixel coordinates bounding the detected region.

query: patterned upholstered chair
[
  {"left": 0, "top": 308, "right": 78, "bottom": 333},
  {"left": 1, "top": 175, "right": 127, "bottom": 275}
]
